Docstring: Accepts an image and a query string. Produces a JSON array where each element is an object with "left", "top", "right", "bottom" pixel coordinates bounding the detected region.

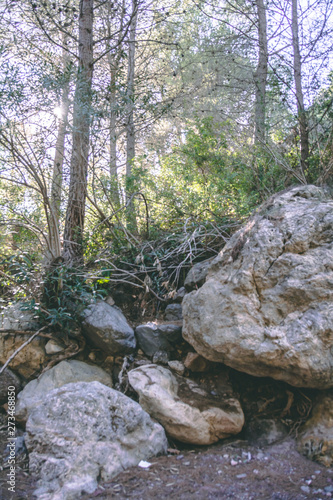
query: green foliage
[
  {"left": 131, "top": 117, "right": 260, "bottom": 235},
  {"left": 0, "top": 252, "right": 38, "bottom": 301},
  {"left": 41, "top": 264, "right": 107, "bottom": 331}
]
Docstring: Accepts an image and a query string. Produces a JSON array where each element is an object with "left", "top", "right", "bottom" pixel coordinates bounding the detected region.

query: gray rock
[
  {"left": 16, "top": 360, "right": 112, "bottom": 423},
  {"left": 0, "top": 302, "right": 39, "bottom": 330},
  {"left": 152, "top": 350, "right": 169, "bottom": 365},
  {"left": 165, "top": 303, "right": 183, "bottom": 321},
  {"left": 25, "top": 381, "right": 167, "bottom": 500},
  {"left": 245, "top": 419, "right": 288, "bottom": 446},
  {"left": 184, "top": 258, "right": 214, "bottom": 291},
  {"left": 4, "top": 436, "right": 26, "bottom": 462},
  {"left": 82, "top": 300, "right": 136, "bottom": 355},
  {"left": 135, "top": 322, "right": 182, "bottom": 357},
  {"left": 128, "top": 364, "right": 244, "bottom": 445},
  {"left": 168, "top": 360, "right": 185, "bottom": 376},
  {"left": 173, "top": 287, "right": 186, "bottom": 303},
  {"left": 297, "top": 392, "right": 333, "bottom": 467},
  {"left": 183, "top": 185, "right": 333, "bottom": 389},
  {"left": 0, "top": 365, "right": 21, "bottom": 404}
]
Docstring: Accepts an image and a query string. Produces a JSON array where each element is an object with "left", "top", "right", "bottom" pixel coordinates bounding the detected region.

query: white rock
[
  {"left": 25, "top": 381, "right": 167, "bottom": 500},
  {"left": 45, "top": 339, "right": 64, "bottom": 355},
  {"left": 183, "top": 186, "right": 333, "bottom": 389},
  {"left": 16, "top": 360, "right": 113, "bottom": 423},
  {"left": 128, "top": 364, "right": 244, "bottom": 445}
]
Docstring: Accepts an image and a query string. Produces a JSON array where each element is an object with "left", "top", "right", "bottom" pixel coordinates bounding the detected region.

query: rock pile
[{"left": 1, "top": 185, "right": 332, "bottom": 499}]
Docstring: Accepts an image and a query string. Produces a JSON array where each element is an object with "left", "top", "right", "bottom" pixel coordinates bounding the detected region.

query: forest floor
[
  {"left": 1, "top": 425, "right": 333, "bottom": 500},
  {"left": 79, "top": 437, "right": 333, "bottom": 500}
]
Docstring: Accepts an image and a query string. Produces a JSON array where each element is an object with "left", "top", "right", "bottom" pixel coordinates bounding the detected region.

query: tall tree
[
  {"left": 49, "top": 38, "right": 71, "bottom": 261},
  {"left": 291, "top": 0, "right": 309, "bottom": 173},
  {"left": 125, "top": 0, "right": 138, "bottom": 230},
  {"left": 254, "top": 0, "right": 268, "bottom": 145},
  {"left": 63, "top": 0, "right": 94, "bottom": 264}
]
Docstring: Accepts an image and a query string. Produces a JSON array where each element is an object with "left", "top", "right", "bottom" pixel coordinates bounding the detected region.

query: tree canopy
[{"left": 1, "top": 0, "right": 333, "bottom": 321}]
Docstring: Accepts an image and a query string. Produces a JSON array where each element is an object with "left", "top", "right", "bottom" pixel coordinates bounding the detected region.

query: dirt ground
[
  {"left": 1, "top": 430, "right": 333, "bottom": 499},
  {"left": 0, "top": 368, "right": 331, "bottom": 499},
  {"left": 78, "top": 438, "right": 333, "bottom": 500}
]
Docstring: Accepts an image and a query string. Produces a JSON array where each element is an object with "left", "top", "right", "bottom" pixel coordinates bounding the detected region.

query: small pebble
[
  {"left": 325, "top": 486, "right": 333, "bottom": 493},
  {"left": 223, "top": 454, "right": 229, "bottom": 459},
  {"left": 253, "top": 469, "right": 259, "bottom": 475},
  {"left": 217, "top": 470, "right": 222, "bottom": 474},
  {"left": 230, "top": 459, "right": 238, "bottom": 466},
  {"left": 236, "top": 473, "right": 247, "bottom": 479},
  {"left": 300, "top": 485, "right": 310, "bottom": 494},
  {"left": 183, "top": 461, "right": 191, "bottom": 466},
  {"left": 305, "top": 479, "right": 312, "bottom": 485},
  {"left": 176, "top": 455, "right": 184, "bottom": 460}
]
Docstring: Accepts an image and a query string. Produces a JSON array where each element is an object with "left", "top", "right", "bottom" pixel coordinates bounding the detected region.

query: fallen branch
[
  {"left": 0, "top": 326, "right": 48, "bottom": 375},
  {"left": 40, "top": 338, "right": 85, "bottom": 375}
]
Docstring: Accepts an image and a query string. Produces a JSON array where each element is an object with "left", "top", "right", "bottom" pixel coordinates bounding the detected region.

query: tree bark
[
  {"left": 291, "top": 0, "right": 309, "bottom": 172},
  {"left": 107, "top": 52, "right": 121, "bottom": 208},
  {"left": 63, "top": 0, "right": 94, "bottom": 264},
  {"left": 254, "top": 0, "right": 268, "bottom": 145},
  {"left": 125, "top": 0, "right": 138, "bottom": 231},
  {"left": 48, "top": 44, "right": 71, "bottom": 261}
]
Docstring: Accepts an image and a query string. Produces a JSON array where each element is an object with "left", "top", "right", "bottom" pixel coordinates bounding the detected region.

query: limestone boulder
[
  {"left": 81, "top": 300, "right": 136, "bottom": 355},
  {"left": 25, "top": 381, "right": 167, "bottom": 500},
  {"left": 297, "top": 392, "right": 333, "bottom": 467},
  {"left": 16, "top": 360, "right": 112, "bottom": 423},
  {"left": 183, "top": 185, "right": 333, "bottom": 389},
  {"left": 128, "top": 364, "right": 244, "bottom": 445},
  {"left": 0, "top": 332, "right": 46, "bottom": 379}
]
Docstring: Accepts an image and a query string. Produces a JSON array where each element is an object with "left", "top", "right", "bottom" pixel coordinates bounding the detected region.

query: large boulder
[
  {"left": 128, "top": 364, "right": 244, "bottom": 445},
  {"left": 0, "top": 332, "right": 46, "bottom": 379},
  {"left": 81, "top": 300, "right": 136, "bottom": 355},
  {"left": 297, "top": 392, "right": 333, "bottom": 467},
  {"left": 16, "top": 360, "right": 112, "bottom": 423},
  {"left": 183, "top": 185, "right": 333, "bottom": 389},
  {"left": 25, "top": 381, "right": 167, "bottom": 499}
]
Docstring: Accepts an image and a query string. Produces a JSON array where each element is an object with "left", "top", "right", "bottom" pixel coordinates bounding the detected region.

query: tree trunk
[
  {"left": 48, "top": 46, "right": 71, "bottom": 261},
  {"left": 125, "top": 0, "right": 138, "bottom": 231},
  {"left": 63, "top": 0, "right": 94, "bottom": 264},
  {"left": 291, "top": 0, "right": 309, "bottom": 173},
  {"left": 107, "top": 52, "right": 121, "bottom": 208},
  {"left": 254, "top": 0, "right": 268, "bottom": 145}
]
